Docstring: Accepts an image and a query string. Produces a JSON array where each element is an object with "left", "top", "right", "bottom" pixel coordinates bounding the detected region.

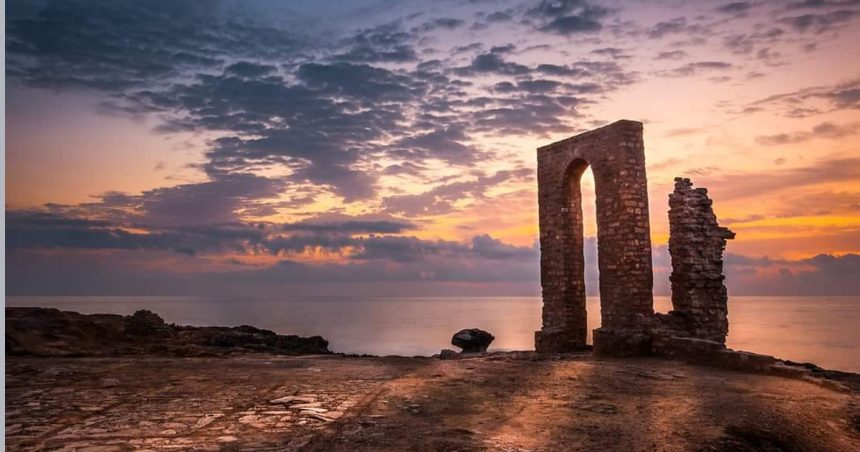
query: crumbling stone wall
[
  {"left": 536, "top": 120, "right": 654, "bottom": 353},
  {"left": 667, "top": 178, "right": 735, "bottom": 343}
]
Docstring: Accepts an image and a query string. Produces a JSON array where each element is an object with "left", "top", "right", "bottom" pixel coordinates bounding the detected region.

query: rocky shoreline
[
  {"left": 7, "top": 306, "right": 860, "bottom": 392},
  {"left": 5, "top": 307, "right": 331, "bottom": 357},
  {"left": 5, "top": 307, "right": 860, "bottom": 450}
]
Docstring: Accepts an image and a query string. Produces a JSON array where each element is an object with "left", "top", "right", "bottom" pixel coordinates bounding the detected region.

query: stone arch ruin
[
  {"left": 536, "top": 120, "right": 735, "bottom": 357},
  {"left": 535, "top": 120, "right": 653, "bottom": 353}
]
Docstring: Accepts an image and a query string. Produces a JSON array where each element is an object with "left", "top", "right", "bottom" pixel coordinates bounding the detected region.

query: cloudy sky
[{"left": 6, "top": 0, "right": 860, "bottom": 296}]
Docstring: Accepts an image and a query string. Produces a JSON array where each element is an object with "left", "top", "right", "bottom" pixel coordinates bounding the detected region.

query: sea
[{"left": 6, "top": 296, "right": 860, "bottom": 373}]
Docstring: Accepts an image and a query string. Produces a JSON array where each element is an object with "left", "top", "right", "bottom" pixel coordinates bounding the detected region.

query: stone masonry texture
[
  {"left": 536, "top": 120, "right": 738, "bottom": 356},
  {"left": 536, "top": 120, "right": 654, "bottom": 353},
  {"left": 667, "top": 177, "right": 735, "bottom": 343}
]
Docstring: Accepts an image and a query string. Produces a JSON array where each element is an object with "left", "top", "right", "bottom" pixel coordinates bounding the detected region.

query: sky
[{"left": 5, "top": 0, "right": 860, "bottom": 297}]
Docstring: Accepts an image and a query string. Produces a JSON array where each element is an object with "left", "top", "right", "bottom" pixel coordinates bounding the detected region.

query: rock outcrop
[
  {"left": 125, "top": 309, "right": 172, "bottom": 337},
  {"left": 437, "top": 349, "right": 460, "bottom": 360},
  {"left": 451, "top": 328, "right": 494, "bottom": 353},
  {"left": 5, "top": 307, "right": 330, "bottom": 357}
]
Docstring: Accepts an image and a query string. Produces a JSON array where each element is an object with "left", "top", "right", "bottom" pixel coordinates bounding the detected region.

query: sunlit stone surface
[
  {"left": 535, "top": 120, "right": 654, "bottom": 353},
  {"left": 6, "top": 353, "right": 859, "bottom": 450},
  {"left": 536, "top": 120, "right": 738, "bottom": 357}
]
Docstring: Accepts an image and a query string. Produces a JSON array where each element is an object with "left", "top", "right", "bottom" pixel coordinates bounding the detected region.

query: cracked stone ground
[
  {"left": 6, "top": 355, "right": 422, "bottom": 451},
  {"left": 6, "top": 354, "right": 860, "bottom": 451}
]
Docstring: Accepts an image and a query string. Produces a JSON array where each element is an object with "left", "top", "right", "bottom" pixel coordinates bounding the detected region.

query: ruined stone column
[
  {"left": 668, "top": 178, "right": 735, "bottom": 343},
  {"left": 536, "top": 120, "right": 654, "bottom": 354}
]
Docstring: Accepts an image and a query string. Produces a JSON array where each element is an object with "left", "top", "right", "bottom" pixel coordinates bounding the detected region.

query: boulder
[
  {"left": 125, "top": 310, "right": 172, "bottom": 337},
  {"left": 438, "top": 349, "right": 460, "bottom": 360},
  {"left": 451, "top": 328, "right": 494, "bottom": 353}
]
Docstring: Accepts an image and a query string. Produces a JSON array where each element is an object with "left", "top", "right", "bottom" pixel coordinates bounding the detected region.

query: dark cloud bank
[
  {"left": 7, "top": 209, "right": 860, "bottom": 296},
  {"left": 6, "top": 209, "right": 543, "bottom": 296}
]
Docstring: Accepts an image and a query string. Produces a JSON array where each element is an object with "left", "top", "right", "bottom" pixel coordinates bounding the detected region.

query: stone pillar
[
  {"left": 535, "top": 120, "right": 654, "bottom": 354},
  {"left": 668, "top": 178, "right": 735, "bottom": 343}
]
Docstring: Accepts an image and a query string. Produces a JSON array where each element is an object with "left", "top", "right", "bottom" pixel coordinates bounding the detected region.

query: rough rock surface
[
  {"left": 437, "top": 349, "right": 460, "bottom": 360},
  {"left": 8, "top": 352, "right": 858, "bottom": 451},
  {"left": 451, "top": 328, "right": 495, "bottom": 353},
  {"left": 668, "top": 177, "right": 735, "bottom": 343},
  {"left": 5, "top": 307, "right": 330, "bottom": 356},
  {"left": 125, "top": 309, "right": 172, "bottom": 337}
]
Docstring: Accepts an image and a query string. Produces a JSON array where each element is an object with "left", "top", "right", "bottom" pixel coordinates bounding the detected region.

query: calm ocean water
[{"left": 6, "top": 296, "right": 860, "bottom": 372}]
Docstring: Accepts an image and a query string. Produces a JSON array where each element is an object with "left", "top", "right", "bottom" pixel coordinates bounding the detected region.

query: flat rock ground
[{"left": 6, "top": 353, "right": 860, "bottom": 451}]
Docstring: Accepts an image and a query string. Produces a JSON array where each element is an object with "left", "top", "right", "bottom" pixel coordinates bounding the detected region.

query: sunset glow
[{"left": 6, "top": 0, "right": 860, "bottom": 296}]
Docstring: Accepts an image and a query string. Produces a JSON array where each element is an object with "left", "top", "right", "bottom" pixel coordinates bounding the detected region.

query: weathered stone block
[
  {"left": 592, "top": 328, "right": 651, "bottom": 357},
  {"left": 668, "top": 177, "right": 735, "bottom": 344}
]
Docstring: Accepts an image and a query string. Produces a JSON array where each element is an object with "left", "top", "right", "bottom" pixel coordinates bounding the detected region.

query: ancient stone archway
[{"left": 535, "top": 120, "right": 654, "bottom": 353}]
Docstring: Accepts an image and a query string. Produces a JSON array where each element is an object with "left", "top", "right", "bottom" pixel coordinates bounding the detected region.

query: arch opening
[{"left": 563, "top": 161, "right": 600, "bottom": 345}]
